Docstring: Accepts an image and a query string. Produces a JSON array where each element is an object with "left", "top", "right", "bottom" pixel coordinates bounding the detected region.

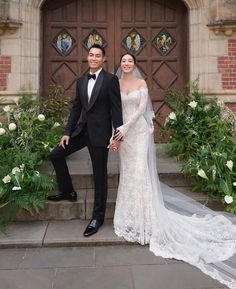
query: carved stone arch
[
  {"left": 31, "top": 0, "right": 206, "bottom": 9},
  {"left": 183, "top": 0, "right": 206, "bottom": 9}
]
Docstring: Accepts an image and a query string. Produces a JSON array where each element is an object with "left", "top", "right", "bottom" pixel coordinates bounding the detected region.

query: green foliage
[
  {"left": 0, "top": 86, "right": 68, "bottom": 229},
  {"left": 165, "top": 82, "right": 236, "bottom": 213},
  {"left": 40, "top": 84, "right": 70, "bottom": 122}
]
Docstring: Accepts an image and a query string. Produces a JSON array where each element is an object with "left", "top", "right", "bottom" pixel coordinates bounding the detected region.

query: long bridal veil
[{"left": 116, "top": 66, "right": 236, "bottom": 288}]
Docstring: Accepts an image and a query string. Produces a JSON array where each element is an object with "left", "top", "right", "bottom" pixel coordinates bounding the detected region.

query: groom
[{"left": 48, "top": 44, "right": 123, "bottom": 237}]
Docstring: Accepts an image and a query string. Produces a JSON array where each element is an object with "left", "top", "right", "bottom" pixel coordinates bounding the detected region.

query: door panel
[{"left": 42, "top": 0, "right": 188, "bottom": 141}]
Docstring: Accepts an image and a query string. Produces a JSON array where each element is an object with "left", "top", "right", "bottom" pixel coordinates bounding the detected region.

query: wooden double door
[{"left": 42, "top": 0, "right": 188, "bottom": 140}]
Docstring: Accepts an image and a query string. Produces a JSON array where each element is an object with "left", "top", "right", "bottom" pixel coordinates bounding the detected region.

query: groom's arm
[
  {"left": 64, "top": 79, "right": 83, "bottom": 136},
  {"left": 108, "top": 75, "right": 123, "bottom": 130}
]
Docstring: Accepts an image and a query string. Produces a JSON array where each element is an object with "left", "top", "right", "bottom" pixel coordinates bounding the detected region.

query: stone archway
[{"left": 32, "top": 0, "right": 205, "bottom": 9}]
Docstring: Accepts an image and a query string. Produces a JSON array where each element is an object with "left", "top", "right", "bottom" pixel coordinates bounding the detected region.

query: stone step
[
  {"left": 16, "top": 186, "right": 224, "bottom": 221},
  {"left": 16, "top": 146, "right": 224, "bottom": 221}
]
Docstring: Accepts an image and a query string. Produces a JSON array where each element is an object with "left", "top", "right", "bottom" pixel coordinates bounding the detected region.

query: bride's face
[{"left": 120, "top": 54, "right": 135, "bottom": 74}]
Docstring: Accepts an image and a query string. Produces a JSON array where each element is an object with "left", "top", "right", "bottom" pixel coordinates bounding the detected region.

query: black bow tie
[{"left": 88, "top": 74, "right": 96, "bottom": 80}]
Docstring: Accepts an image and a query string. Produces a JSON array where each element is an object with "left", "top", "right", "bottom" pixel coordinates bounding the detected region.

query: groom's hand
[{"left": 59, "top": 135, "right": 70, "bottom": 149}]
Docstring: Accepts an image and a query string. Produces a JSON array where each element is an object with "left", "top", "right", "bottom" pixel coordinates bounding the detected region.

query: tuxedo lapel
[
  {"left": 88, "top": 69, "right": 105, "bottom": 110},
  {"left": 81, "top": 75, "right": 89, "bottom": 110}
]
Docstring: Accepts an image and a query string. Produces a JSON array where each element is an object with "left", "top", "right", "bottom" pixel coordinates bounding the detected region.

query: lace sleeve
[{"left": 118, "top": 88, "right": 148, "bottom": 136}]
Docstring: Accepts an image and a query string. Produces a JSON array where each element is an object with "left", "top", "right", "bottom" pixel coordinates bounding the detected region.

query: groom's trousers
[{"left": 49, "top": 127, "right": 109, "bottom": 223}]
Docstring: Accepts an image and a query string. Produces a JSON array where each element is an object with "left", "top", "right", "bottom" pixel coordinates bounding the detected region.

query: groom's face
[{"left": 87, "top": 48, "right": 105, "bottom": 72}]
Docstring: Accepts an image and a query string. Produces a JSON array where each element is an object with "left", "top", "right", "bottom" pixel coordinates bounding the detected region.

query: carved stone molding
[
  {"left": 35, "top": 0, "right": 205, "bottom": 9},
  {"left": 182, "top": 0, "right": 205, "bottom": 9},
  {"left": 207, "top": 20, "right": 236, "bottom": 36},
  {"left": 0, "top": 19, "right": 22, "bottom": 36}
]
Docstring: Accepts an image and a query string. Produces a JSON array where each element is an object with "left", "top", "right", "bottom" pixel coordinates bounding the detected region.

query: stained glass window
[
  {"left": 122, "top": 29, "right": 146, "bottom": 55},
  {"left": 152, "top": 29, "right": 176, "bottom": 55},
  {"left": 83, "top": 29, "right": 107, "bottom": 49},
  {"left": 52, "top": 30, "right": 75, "bottom": 56}
]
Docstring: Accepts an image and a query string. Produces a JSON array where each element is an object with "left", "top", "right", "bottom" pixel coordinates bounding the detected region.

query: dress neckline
[{"left": 120, "top": 87, "right": 147, "bottom": 96}]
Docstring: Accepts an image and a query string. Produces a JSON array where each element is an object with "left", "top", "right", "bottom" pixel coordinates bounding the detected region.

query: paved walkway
[
  {"left": 0, "top": 243, "right": 227, "bottom": 289},
  {"left": 0, "top": 219, "right": 228, "bottom": 289}
]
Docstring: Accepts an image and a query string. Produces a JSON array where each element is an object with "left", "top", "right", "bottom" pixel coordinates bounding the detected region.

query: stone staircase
[{"left": 16, "top": 145, "right": 224, "bottom": 221}]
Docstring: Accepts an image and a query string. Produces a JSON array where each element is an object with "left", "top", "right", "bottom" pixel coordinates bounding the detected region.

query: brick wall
[
  {"left": 218, "top": 40, "right": 236, "bottom": 90},
  {"left": 0, "top": 56, "right": 12, "bottom": 91}
]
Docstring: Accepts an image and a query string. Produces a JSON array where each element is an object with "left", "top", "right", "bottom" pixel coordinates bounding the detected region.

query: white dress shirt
[{"left": 87, "top": 68, "right": 102, "bottom": 102}]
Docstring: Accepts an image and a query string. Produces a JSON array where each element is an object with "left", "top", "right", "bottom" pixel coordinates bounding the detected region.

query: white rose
[
  {"left": 12, "top": 167, "right": 21, "bottom": 175},
  {"left": 3, "top": 105, "right": 10, "bottom": 112},
  {"left": 188, "top": 100, "right": 198, "bottom": 109},
  {"left": 2, "top": 175, "right": 11, "bottom": 184},
  {"left": 226, "top": 160, "right": 233, "bottom": 172},
  {"left": 52, "top": 122, "right": 60, "bottom": 129},
  {"left": 233, "top": 182, "right": 236, "bottom": 187},
  {"left": 8, "top": 123, "right": 17, "bottom": 131},
  {"left": 224, "top": 195, "right": 233, "bottom": 204},
  {"left": 168, "top": 112, "right": 177, "bottom": 120},
  {"left": 12, "top": 186, "right": 21, "bottom": 191},
  {"left": 197, "top": 169, "right": 208, "bottom": 180},
  {"left": 38, "top": 114, "right": 45, "bottom": 121},
  {"left": 0, "top": 128, "right": 6, "bottom": 135}
]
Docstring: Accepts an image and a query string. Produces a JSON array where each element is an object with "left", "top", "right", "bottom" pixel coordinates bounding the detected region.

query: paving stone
[
  {"left": 0, "top": 268, "right": 54, "bottom": 289},
  {"left": 95, "top": 245, "right": 178, "bottom": 267},
  {"left": 0, "top": 222, "right": 48, "bottom": 248},
  {"left": 43, "top": 220, "right": 126, "bottom": 247},
  {"left": 53, "top": 266, "right": 133, "bottom": 289},
  {"left": 0, "top": 248, "right": 26, "bottom": 269},
  {"left": 132, "top": 263, "right": 224, "bottom": 289},
  {"left": 19, "top": 247, "right": 95, "bottom": 268}
]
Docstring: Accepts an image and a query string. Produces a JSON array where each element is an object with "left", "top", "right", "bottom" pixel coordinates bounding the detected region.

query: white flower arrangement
[
  {"left": 212, "top": 169, "right": 216, "bottom": 181},
  {"left": 8, "top": 123, "right": 17, "bottom": 131},
  {"left": 3, "top": 105, "right": 10, "bottom": 112},
  {"left": 226, "top": 160, "right": 233, "bottom": 172},
  {"left": 38, "top": 114, "right": 45, "bottom": 121},
  {"left": 224, "top": 195, "right": 233, "bottom": 204},
  {"left": 197, "top": 169, "right": 208, "bottom": 180},
  {"left": 52, "top": 122, "right": 61, "bottom": 129},
  {"left": 188, "top": 100, "right": 198, "bottom": 109},
  {"left": 12, "top": 167, "right": 21, "bottom": 175},
  {"left": 2, "top": 175, "right": 11, "bottom": 184},
  {"left": 0, "top": 128, "right": 6, "bottom": 135},
  {"left": 12, "top": 186, "right": 22, "bottom": 191},
  {"left": 168, "top": 112, "right": 177, "bottom": 120}
]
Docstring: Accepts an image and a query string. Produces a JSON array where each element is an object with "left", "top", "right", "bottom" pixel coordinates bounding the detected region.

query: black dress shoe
[
  {"left": 47, "top": 192, "right": 77, "bottom": 202},
  {"left": 83, "top": 219, "right": 103, "bottom": 237}
]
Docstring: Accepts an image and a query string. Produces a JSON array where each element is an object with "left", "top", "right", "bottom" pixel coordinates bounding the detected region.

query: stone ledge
[
  {"left": 0, "top": 19, "right": 22, "bottom": 36},
  {"left": 207, "top": 20, "right": 236, "bottom": 36}
]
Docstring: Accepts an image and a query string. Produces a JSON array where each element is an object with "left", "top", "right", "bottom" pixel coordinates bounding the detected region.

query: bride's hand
[
  {"left": 107, "top": 140, "right": 120, "bottom": 151},
  {"left": 113, "top": 129, "right": 123, "bottom": 141}
]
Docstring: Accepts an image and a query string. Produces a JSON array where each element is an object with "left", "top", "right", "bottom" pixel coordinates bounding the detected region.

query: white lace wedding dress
[{"left": 114, "top": 88, "right": 236, "bottom": 289}]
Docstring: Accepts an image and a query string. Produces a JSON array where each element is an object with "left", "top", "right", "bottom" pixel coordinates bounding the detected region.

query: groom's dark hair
[{"left": 88, "top": 44, "right": 106, "bottom": 56}]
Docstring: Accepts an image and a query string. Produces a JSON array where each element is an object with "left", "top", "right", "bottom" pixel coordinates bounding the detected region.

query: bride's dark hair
[{"left": 120, "top": 53, "right": 136, "bottom": 64}]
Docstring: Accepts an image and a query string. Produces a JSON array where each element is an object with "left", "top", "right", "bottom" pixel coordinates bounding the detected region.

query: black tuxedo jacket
[{"left": 64, "top": 69, "right": 123, "bottom": 147}]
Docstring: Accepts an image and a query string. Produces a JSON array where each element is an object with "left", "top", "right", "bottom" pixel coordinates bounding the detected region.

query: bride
[{"left": 109, "top": 53, "right": 236, "bottom": 289}]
